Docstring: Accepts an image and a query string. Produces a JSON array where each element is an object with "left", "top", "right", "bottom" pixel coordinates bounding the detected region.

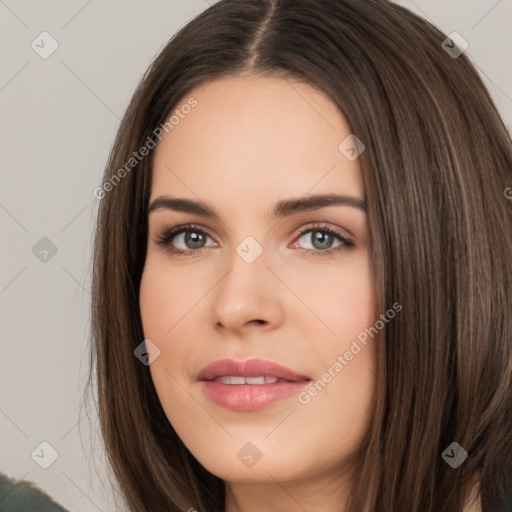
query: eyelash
[{"left": 154, "top": 222, "right": 355, "bottom": 258}]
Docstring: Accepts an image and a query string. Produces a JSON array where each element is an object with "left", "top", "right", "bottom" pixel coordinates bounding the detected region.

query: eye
[
  {"left": 155, "top": 223, "right": 216, "bottom": 256},
  {"left": 291, "top": 224, "right": 354, "bottom": 256},
  {"left": 154, "top": 222, "right": 355, "bottom": 258}
]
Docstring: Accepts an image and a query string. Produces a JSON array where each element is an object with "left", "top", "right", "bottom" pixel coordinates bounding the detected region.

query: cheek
[
  {"left": 139, "top": 256, "right": 204, "bottom": 339},
  {"left": 139, "top": 262, "right": 196, "bottom": 424},
  {"left": 291, "top": 251, "right": 377, "bottom": 423},
  {"left": 138, "top": 254, "right": 213, "bottom": 363},
  {"left": 290, "top": 250, "right": 376, "bottom": 341},
  {"left": 333, "top": 255, "right": 375, "bottom": 333},
  {"left": 139, "top": 266, "right": 169, "bottom": 339},
  {"left": 325, "top": 253, "right": 377, "bottom": 397},
  {"left": 139, "top": 261, "right": 192, "bottom": 389}
]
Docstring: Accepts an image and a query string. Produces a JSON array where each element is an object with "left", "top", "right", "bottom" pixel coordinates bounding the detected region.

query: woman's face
[{"left": 139, "top": 74, "right": 377, "bottom": 503}]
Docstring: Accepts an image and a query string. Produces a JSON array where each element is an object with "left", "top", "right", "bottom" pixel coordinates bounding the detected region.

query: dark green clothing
[
  {"left": 1, "top": 470, "right": 511, "bottom": 511},
  {"left": 0, "top": 472, "right": 69, "bottom": 511}
]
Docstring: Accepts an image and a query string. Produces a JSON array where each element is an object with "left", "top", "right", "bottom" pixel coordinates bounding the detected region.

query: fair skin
[{"left": 138, "top": 75, "right": 481, "bottom": 511}]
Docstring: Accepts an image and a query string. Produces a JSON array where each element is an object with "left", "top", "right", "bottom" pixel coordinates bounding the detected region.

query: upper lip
[{"left": 198, "top": 358, "right": 312, "bottom": 382}]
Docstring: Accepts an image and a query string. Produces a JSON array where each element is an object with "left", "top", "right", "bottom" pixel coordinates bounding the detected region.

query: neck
[{"left": 224, "top": 465, "right": 354, "bottom": 512}]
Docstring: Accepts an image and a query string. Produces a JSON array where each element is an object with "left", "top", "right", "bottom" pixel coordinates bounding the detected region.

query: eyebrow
[{"left": 147, "top": 193, "right": 367, "bottom": 220}]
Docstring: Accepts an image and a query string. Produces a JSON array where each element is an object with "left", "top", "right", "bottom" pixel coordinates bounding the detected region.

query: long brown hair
[{"left": 87, "top": 0, "right": 512, "bottom": 510}]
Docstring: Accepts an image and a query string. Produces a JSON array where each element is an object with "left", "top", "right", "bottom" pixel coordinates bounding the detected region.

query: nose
[{"left": 210, "top": 248, "right": 285, "bottom": 335}]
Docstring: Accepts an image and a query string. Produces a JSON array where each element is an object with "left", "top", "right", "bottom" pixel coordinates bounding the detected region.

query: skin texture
[{"left": 139, "top": 74, "right": 378, "bottom": 511}]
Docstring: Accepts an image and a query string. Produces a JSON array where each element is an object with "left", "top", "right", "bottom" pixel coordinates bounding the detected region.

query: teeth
[
  {"left": 213, "top": 376, "right": 279, "bottom": 385},
  {"left": 214, "top": 376, "right": 232, "bottom": 384},
  {"left": 246, "top": 376, "right": 265, "bottom": 385}
]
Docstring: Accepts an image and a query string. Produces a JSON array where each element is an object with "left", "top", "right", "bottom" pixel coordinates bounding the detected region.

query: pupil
[
  {"left": 312, "top": 231, "right": 332, "bottom": 250},
  {"left": 185, "top": 231, "right": 205, "bottom": 249}
]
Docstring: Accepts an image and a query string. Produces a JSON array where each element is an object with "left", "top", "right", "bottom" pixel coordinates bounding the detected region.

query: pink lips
[{"left": 198, "top": 358, "right": 312, "bottom": 412}]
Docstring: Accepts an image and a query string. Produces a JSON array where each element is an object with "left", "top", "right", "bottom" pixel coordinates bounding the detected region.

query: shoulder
[{"left": 0, "top": 472, "right": 69, "bottom": 512}]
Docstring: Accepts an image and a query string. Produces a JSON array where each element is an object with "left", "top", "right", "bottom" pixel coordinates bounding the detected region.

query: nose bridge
[
  {"left": 217, "top": 236, "right": 269, "bottom": 304},
  {"left": 211, "top": 235, "right": 283, "bottom": 329}
]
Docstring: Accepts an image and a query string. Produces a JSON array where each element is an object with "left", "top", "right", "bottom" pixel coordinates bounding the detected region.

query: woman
[{"left": 88, "top": 0, "right": 512, "bottom": 510}]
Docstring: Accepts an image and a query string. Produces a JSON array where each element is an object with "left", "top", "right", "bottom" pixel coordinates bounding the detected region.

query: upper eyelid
[
  {"left": 156, "top": 222, "right": 352, "bottom": 245},
  {"left": 150, "top": 212, "right": 356, "bottom": 234}
]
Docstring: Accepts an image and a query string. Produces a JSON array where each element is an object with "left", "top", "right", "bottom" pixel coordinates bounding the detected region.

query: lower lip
[{"left": 201, "top": 380, "right": 310, "bottom": 412}]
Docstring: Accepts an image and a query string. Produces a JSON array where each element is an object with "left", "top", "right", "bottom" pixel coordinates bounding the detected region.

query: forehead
[{"left": 151, "top": 75, "right": 364, "bottom": 205}]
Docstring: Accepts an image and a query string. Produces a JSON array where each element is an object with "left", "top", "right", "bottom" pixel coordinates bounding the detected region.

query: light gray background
[{"left": 1, "top": 1, "right": 510, "bottom": 511}]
